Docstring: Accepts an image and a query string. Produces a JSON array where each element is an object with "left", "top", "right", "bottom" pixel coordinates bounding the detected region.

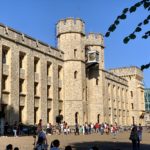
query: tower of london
[{"left": 0, "top": 18, "right": 145, "bottom": 126}]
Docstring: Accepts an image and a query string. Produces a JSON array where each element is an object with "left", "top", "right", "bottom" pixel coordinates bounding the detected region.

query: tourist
[
  {"left": 129, "top": 125, "right": 138, "bottom": 150},
  {"left": 137, "top": 123, "right": 143, "bottom": 150},
  {"left": 89, "top": 146, "right": 99, "bottom": 150},
  {"left": 6, "top": 144, "right": 13, "bottom": 150},
  {"left": 65, "top": 145, "right": 72, "bottom": 150},
  {"left": 37, "top": 119, "right": 43, "bottom": 134},
  {"left": 13, "top": 121, "right": 18, "bottom": 137},
  {"left": 4, "top": 121, "right": 9, "bottom": 136},
  {"left": 74, "top": 123, "right": 79, "bottom": 135},
  {"left": 14, "top": 147, "right": 19, "bottom": 150},
  {"left": 35, "top": 126, "right": 48, "bottom": 150},
  {"left": 50, "top": 139, "right": 60, "bottom": 150}
]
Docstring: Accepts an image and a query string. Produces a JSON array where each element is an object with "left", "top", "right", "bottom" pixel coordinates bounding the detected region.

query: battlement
[
  {"left": 56, "top": 18, "right": 85, "bottom": 37},
  {"left": 0, "top": 23, "right": 64, "bottom": 60},
  {"left": 85, "top": 33, "right": 104, "bottom": 47},
  {"left": 109, "top": 66, "right": 143, "bottom": 79},
  {"left": 104, "top": 70, "right": 128, "bottom": 86}
]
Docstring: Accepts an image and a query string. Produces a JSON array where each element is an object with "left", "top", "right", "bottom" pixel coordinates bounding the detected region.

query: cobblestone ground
[{"left": 0, "top": 131, "right": 149, "bottom": 150}]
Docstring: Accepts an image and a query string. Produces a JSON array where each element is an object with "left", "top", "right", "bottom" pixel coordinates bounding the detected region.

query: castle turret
[
  {"left": 85, "top": 33, "right": 104, "bottom": 69},
  {"left": 85, "top": 33, "right": 105, "bottom": 123},
  {"left": 56, "top": 18, "right": 86, "bottom": 125}
]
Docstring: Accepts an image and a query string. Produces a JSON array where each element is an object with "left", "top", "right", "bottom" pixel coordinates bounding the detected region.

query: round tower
[{"left": 56, "top": 18, "right": 86, "bottom": 125}]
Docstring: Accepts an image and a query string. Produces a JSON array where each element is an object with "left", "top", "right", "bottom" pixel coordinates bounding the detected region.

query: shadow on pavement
[{"left": 70, "top": 141, "right": 150, "bottom": 150}]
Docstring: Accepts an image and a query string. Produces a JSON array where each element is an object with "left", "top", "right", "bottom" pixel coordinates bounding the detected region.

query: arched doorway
[
  {"left": 75, "top": 112, "right": 79, "bottom": 124},
  {"left": 97, "top": 114, "right": 100, "bottom": 123}
]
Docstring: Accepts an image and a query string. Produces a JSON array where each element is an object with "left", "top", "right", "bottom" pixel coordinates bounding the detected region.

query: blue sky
[{"left": 0, "top": 0, "right": 150, "bottom": 87}]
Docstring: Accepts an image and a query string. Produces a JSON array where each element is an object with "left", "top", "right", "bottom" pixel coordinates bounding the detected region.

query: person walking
[
  {"left": 35, "top": 127, "right": 48, "bottom": 150},
  {"left": 13, "top": 121, "right": 18, "bottom": 137},
  {"left": 129, "top": 125, "right": 138, "bottom": 150},
  {"left": 137, "top": 123, "right": 143, "bottom": 150}
]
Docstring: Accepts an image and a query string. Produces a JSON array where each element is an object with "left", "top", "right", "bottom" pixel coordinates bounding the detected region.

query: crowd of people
[
  {"left": 4, "top": 119, "right": 143, "bottom": 150},
  {"left": 46, "top": 121, "right": 119, "bottom": 136}
]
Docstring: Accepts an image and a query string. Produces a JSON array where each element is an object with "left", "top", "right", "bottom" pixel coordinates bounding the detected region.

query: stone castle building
[{"left": 0, "top": 18, "right": 145, "bottom": 126}]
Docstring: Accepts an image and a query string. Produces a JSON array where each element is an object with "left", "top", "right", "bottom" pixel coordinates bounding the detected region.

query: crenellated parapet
[
  {"left": 85, "top": 33, "right": 104, "bottom": 47},
  {"left": 104, "top": 70, "right": 128, "bottom": 86},
  {"left": 109, "top": 66, "right": 143, "bottom": 79},
  {"left": 0, "top": 23, "right": 64, "bottom": 60},
  {"left": 56, "top": 18, "right": 85, "bottom": 37}
]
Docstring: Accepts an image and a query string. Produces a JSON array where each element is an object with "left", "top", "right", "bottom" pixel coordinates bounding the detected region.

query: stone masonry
[{"left": 0, "top": 18, "right": 145, "bottom": 126}]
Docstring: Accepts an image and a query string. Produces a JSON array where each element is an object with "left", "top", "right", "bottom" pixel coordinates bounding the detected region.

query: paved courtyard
[{"left": 0, "top": 131, "right": 149, "bottom": 150}]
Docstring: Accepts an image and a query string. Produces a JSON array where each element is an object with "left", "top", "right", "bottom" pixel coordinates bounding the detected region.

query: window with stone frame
[
  {"left": 19, "top": 52, "right": 25, "bottom": 69},
  {"left": 34, "top": 82, "right": 38, "bottom": 95},
  {"left": 2, "top": 46, "right": 9, "bottom": 64},
  {"left": 19, "top": 79, "right": 24, "bottom": 93},
  {"left": 34, "top": 57, "right": 39, "bottom": 73},
  {"left": 2, "top": 75, "right": 7, "bottom": 90}
]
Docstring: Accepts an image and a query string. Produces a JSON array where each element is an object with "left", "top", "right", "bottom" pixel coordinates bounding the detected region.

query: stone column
[
  {"left": 10, "top": 44, "right": 19, "bottom": 124},
  {"left": 26, "top": 53, "right": 34, "bottom": 124},
  {"left": 40, "top": 57, "right": 47, "bottom": 125}
]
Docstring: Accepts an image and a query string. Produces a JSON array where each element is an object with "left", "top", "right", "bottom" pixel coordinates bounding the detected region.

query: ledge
[{"left": 2, "top": 90, "right": 10, "bottom": 94}]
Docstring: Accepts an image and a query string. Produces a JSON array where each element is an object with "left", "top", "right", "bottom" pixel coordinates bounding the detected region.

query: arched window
[
  {"left": 75, "top": 112, "right": 78, "bottom": 124},
  {"left": 97, "top": 114, "right": 100, "bottom": 123},
  {"left": 96, "top": 79, "right": 99, "bottom": 85},
  {"left": 74, "top": 49, "right": 77, "bottom": 58},
  {"left": 74, "top": 71, "right": 77, "bottom": 79}
]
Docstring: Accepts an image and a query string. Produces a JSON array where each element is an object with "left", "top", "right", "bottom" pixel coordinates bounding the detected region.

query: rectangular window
[
  {"left": 34, "top": 57, "right": 39, "bottom": 73},
  {"left": 19, "top": 52, "right": 25, "bottom": 69},
  {"left": 2, "top": 46, "right": 9, "bottom": 64},
  {"left": 2, "top": 75, "right": 7, "bottom": 90},
  {"left": 34, "top": 82, "right": 38, "bottom": 95},
  {"left": 130, "top": 91, "right": 133, "bottom": 98},
  {"left": 47, "top": 85, "right": 51, "bottom": 98},
  {"left": 19, "top": 79, "right": 24, "bottom": 93},
  {"left": 47, "top": 62, "right": 51, "bottom": 76},
  {"left": 58, "top": 88, "right": 61, "bottom": 100},
  {"left": 47, "top": 109, "right": 51, "bottom": 123},
  {"left": 74, "top": 49, "right": 77, "bottom": 58},
  {"left": 131, "top": 103, "right": 134, "bottom": 109}
]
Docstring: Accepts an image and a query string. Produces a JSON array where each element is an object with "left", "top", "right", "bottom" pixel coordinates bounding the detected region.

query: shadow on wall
[
  {"left": 0, "top": 105, "right": 19, "bottom": 135},
  {"left": 87, "top": 65, "right": 99, "bottom": 79},
  {"left": 70, "top": 141, "right": 150, "bottom": 150}
]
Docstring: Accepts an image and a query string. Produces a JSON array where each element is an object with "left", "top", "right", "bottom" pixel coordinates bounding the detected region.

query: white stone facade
[{"left": 0, "top": 18, "right": 145, "bottom": 126}]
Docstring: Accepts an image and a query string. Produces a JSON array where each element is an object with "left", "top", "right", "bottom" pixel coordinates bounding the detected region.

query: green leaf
[
  {"left": 142, "top": 35, "right": 148, "bottom": 39},
  {"left": 135, "top": 2, "right": 142, "bottom": 7},
  {"left": 122, "top": 8, "right": 128, "bottom": 14},
  {"left": 120, "top": 14, "right": 126, "bottom": 19},
  {"left": 108, "top": 24, "right": 116, "bottom": 32},
  {"left": 144, "top": 2, "right": 150, "bottom": 9},
  {"left": 145, "top": 31, "right": 150, "bottom": 35},
  {"left": 129, "top": 34, "right": 136, "bottom": 39},
  {"left": 114, "top": 20, "right": 119, "bottom": 25},
  {"left": 144, "top": 19, "right": 149, "bottom": 24},
  {"left": 123, "top": 37, "right": 130, "bottom": 44},
  {"left": 129, "top": 6, "right": 136, "bottom": 13},
  {"left": 105, "top": 32, "right": 110, "bottom": 37},
  {"left": 138, "top": 22, "right": 142, "bottom": 26},
  {"left": 147, "top": 15, "right": 150, "bottom": 20},
  {"left": 135, "top": 27, "right": 142, "bottom": 32}
]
